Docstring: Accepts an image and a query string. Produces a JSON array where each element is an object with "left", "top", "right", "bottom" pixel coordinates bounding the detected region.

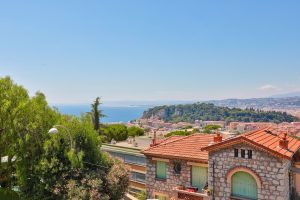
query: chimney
[
  {"left": 279, "top": 132, "right": 289, "bottom": 149},
  {"left": 151, "top": 130, "right": 157, "bottom": 147},
  {"left": 214, "top": 132, "right": 223, "bottom": 143}
]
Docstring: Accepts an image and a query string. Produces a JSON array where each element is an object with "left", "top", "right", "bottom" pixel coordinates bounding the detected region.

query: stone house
[
  {"left": 143, "top": 134, "right": 216, "bottom": 200},
  {"left": 143, "top": 128, "right": 300, "bottom": 200}
]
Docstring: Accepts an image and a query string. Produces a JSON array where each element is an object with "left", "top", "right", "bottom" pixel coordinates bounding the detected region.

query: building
[
  {"left": 143, "top": 134, "right": 215, "bottom": 200},
  {"left": 143, "top": 128, "right": 300, "bottom": 200},
  {"left": 101, "top": 136, "right": 152, "bottom": 197}
]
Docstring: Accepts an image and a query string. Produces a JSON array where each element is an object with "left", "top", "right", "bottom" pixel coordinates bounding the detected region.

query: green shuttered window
[
  {"left": 232, "top": 171, "right": 258, "bottom": 200},
  {"left": 156, "top": 161, "right": 167, "bottom": 180},
  {"left": 191, "top": 166, "right": 208, "bottom": 191}
]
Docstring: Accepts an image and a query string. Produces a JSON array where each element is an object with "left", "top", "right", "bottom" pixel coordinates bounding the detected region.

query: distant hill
[
  {"left": 270, "top": 91, "right": 300, "bottom": 98},
  {"left": 142, "top": 103, "right": 299, "bottom": 123},
  {"left": 206, "top": 96, "right": 300, "bottom": 110}
]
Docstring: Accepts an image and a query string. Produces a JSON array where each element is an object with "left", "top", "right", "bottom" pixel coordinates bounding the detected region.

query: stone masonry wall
[
  {"left": 146, "top": 157, "right": 192, "bottom": 199},
  {"left": 208, "top": 143, "right": 291, "bottom": 200}
]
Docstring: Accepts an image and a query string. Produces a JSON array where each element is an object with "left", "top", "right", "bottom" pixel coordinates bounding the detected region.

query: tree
[
  {"left": 90, "top": 97, "right": 105, "bottom": 131},
  {"left": 164, "top": 130, "right": 191, "bottom": 137},
  {"left": 203, "top": 125, "right": 221, "bottom": 134},
  {"left": 142, "top": 103, "right": 299, "bottom": 123},
  {"left": 102, "top": 124, "right": 128, "bottom": 142},
  {"left": 0, "top": 77, "right": 129, "bottom": 200},
  {"left": 0, "top": 77, "right": 61, "bottom": 197},
  {"left": 128, "top": 126, "right": 144, "bottom": 137}
]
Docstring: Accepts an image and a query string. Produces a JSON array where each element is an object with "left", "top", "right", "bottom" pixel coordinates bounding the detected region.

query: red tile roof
[
  {"left": 202, "top": 127, "right": 300, "bottom": 160},
  {"left": 143, "top": 134, "right": 216, "bottom": 162}
]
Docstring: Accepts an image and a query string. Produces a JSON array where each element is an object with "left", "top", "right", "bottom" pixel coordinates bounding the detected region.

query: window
[
  {"left": 131, "top": 171, "right": 146, "bottom": 183},
  {"left": 106, "top": 151, "right": 146, "bottom": 166},
  {"left": 156, "top": 161, "right": 167, "bottom": 180},
  {"left": 173, "top": 162, "right": 181, "bottom": 174},
  {"left": 155, "top": 194, "right": 167, "bottom": 200},
  {"left": 248, "top": 150, "right": 252, "bottom": 159},
  {"left": 191, "top": 166, "right": 208, "bottom": 192},
  {"left": 129, "top": 187, "right": 142, "bottom": 195},
  {"left": 241, "top": 149, "right": 245, "bottom": 158},
  {"left": 234, "top": 149, "right": 239, "bottom": 157},
  {"left": 231, "top": 171, "right": 258, "bottom": 199}
]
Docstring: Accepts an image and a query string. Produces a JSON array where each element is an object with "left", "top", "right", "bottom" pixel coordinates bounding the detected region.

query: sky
[{"left": 0, "top": 0, "right": 300, "bottom": 104}]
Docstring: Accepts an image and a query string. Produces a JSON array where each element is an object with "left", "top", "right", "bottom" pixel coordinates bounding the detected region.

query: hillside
[
  {"left": 142, "top": 103, "right": 299, "bottom": 123},
  {"left": 206, "top": 96, "right": 300, "bottom": 110}
]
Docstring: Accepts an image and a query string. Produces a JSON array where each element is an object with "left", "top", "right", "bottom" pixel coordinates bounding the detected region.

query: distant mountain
[
  {"left": 206, "top": 96, "right": 300, "bottom": 110},
  {"left": 270, "top": 91, "right": 300, "bottom": 98},
  {"left": 142, "top": 103, "right": 299, "bottom": 123}
]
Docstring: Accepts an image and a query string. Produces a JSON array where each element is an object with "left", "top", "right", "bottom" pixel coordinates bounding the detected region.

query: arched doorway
[{"left": 231, "top": 171, "right": 258, "bottom": 200}]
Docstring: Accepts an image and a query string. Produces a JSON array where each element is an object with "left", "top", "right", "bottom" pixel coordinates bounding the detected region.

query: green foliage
[
  {"left": 164, "top": 130, "right": 192, "bottom": 137},
  {"left": 105, "top": 158, "right": 129, "bottom": 200},
  {"left": 102, "top": 124, "right": 128, "bottom": 142},
  {"left": 0, "top": 188, "right": 19, "bottom": 200},
  {"left": 34, "top": 115, "right": 129, "bottom": 200},
  {"left": 137, "top": 190, "right": 146, "bottom": 200},
  {"left": 192, "top": 128, "right": 200, "bottom": 133},
  {"left": 203, "top": 125, "right": 221, "bottom": 134},
  {"left": 0, "top": 76, "right": 129, "bottom": 200},
  {"left": 182, "top": 125, "right": 193, "bottom": 129},
  {"left": 0, "top": 76, "right": 61, "bottom": 195},
  {"left": 101, "top": 125, "right": 144, "bottom": 142},
  {"left": 128, "top": 126, "right": 144, "bottom": 137},
  {"left": 142, "top": 103, "right": 299, "bottom": 123},
  {"left": 90, "top": 97, "right": 105, "bottom": 131}
]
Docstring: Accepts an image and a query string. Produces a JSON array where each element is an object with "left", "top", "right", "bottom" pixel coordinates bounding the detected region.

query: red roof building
[{"left": 143, "top": 128, "right": 300, "bottom": 200}]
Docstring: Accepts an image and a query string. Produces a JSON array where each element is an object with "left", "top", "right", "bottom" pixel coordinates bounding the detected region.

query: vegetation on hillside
[
  {"left": 0, "top": 76, "right": 129, "bottom": 200},
  {"left": 164, "top": 128, "right": 199, "bottom": 137},
  {"left": 142, "top": 103, "right": 299, "bottom": 123}
]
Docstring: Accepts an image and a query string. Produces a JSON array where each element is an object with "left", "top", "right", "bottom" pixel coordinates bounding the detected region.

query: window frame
[
  {"left": 156, "top": 161, "right": 167, "bottom": 180},
  {"left": 234, "top": 148, "right": 239, "bottom": 157},
  {"left": 190, "top": 165, "right": 208, "bottom": 192},
  {"left": 241, "top": 149, "right": 246, "bottom": 158},
  {"left": 248, "top": 150, "right": 253, "bottom": 159}
]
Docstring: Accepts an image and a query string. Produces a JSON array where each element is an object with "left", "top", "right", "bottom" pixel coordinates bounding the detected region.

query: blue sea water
[{"left": 53, "top": 105, "right": 149, "bottom": 123}]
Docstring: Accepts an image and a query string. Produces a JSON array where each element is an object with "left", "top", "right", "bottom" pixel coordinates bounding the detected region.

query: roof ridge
[
  {"left": 144, "top": 133, "right": 201, "bottom": 151},
  {"left": 242, "top": 127, "right": 269, "bottom": 137}
]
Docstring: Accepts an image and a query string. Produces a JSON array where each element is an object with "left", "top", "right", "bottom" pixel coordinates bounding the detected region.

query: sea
[{"left": 53, "top": 104, "right": 150, "bottom": 123}]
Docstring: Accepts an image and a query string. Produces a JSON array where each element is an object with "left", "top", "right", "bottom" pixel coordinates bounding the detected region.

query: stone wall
[
  {"left": 145, "top": 157, "right": 192, "bottom": 199},
  {"left": 208, "top": 143, "right": 291, "bottom": 200}
]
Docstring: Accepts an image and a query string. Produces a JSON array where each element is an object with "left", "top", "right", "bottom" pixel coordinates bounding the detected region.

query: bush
[
  {"left": 203, "top": 125, "right": 221, "bottom": 134},
  {"left": 164, "top": 130, "right": 191, "bottom": 137},
  {"left": 102, "top": 124, "right": 128, "bottom": 142},
  {"left": 137, "top": 191, "right": 146, "bottom": 200},
  {"left": 128, "top": 126, "right": 144, "bottom": 137}
]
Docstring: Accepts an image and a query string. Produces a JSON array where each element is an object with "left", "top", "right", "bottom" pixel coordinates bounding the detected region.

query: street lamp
[
  {"left": 48, "top": 125, "right": 74, "bottom": 149},
  {"left": 48, "top": 125, "right": 108, "bottom": 169}
]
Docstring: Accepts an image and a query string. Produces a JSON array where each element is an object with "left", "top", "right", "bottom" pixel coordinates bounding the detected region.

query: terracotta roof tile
[
  {"left": 202, "top": 127, "right": 300, "bottom": 160},
  {"left": 143, "top": 134, "right": 215, "bottom": 162},
  {"left": 143, "top": 128, "right": 300, "bottom": 162}
]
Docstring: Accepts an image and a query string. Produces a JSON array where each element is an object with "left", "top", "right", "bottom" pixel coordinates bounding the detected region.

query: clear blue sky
[{"left": 1, "top": 0, "right": 300, "bottom": 104}]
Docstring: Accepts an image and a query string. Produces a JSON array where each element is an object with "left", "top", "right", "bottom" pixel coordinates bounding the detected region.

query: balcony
[{"left": 173, "top": 186, "right": 211, "bottom": 200}]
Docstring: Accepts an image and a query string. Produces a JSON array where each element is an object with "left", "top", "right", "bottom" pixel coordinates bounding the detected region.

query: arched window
[{"left": 231, "top": 171, "right": 258, "bottom": 200}]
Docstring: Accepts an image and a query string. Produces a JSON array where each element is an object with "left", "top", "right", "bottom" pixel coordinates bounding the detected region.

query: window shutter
[
  {"left": 156, "top": 161, "right": 166, "bottom": 179},
  {"left": 232, "top": 171, "right": 258, "bottom": 199},
  {"left": 191, "top": 166, "right": 208, "bottom": 191}
]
